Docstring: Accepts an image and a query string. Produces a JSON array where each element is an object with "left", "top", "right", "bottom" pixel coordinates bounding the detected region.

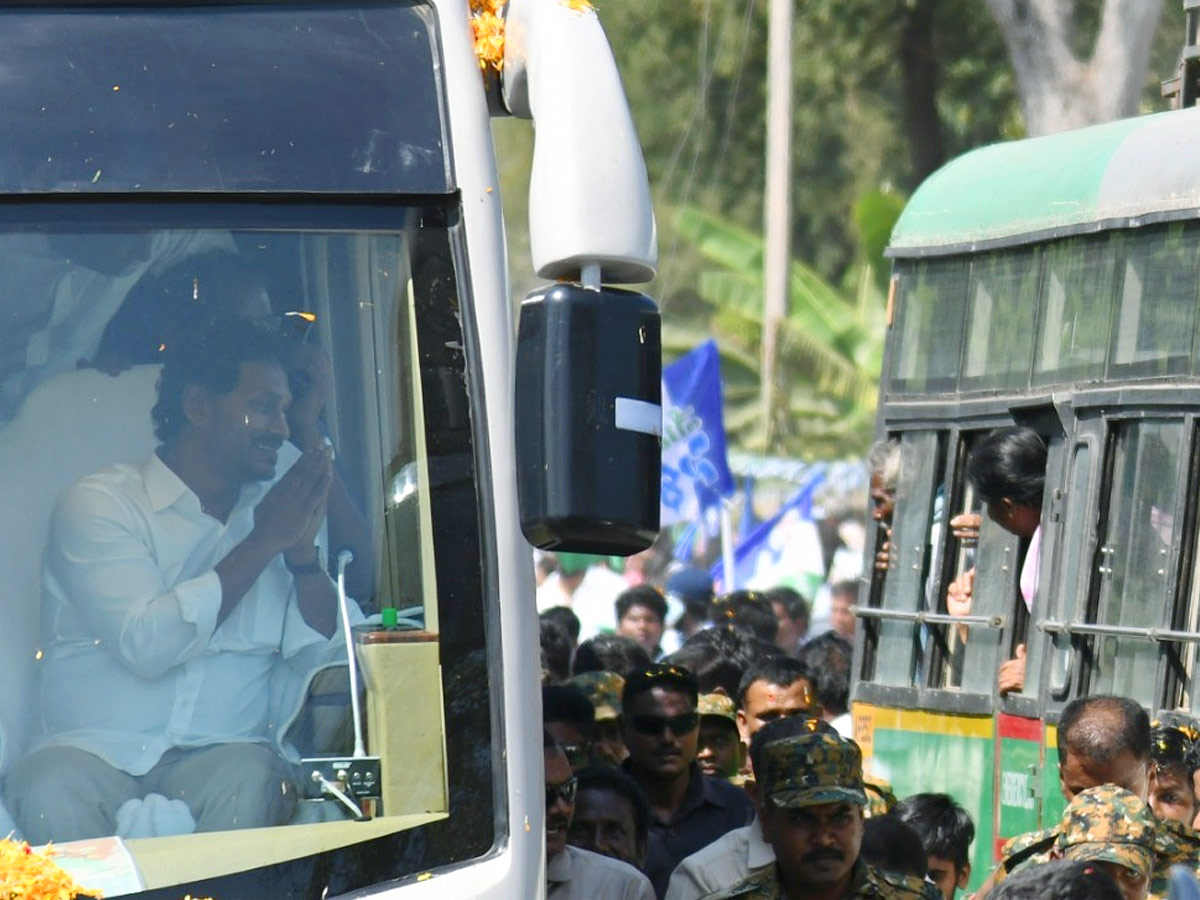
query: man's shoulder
[
  {"left": 862, "top": 865, "right": 943, "bottom": 900},
  {"left": 701, "top": 771, "right": 755, "bottom": 813},
  {"left": 666, "top": 824, "right": 756, "bottom": 898},
  {"left": 565, "top": 846, "right": 654, "bottom": 894}
]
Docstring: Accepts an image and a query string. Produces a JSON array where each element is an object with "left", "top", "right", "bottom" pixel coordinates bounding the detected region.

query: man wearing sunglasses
[
  {"left": 545, "top": 730, "right": 655, "bottom": 899},
  {"left": 621, "top": 664, "right": 754, "bottom": 898}
]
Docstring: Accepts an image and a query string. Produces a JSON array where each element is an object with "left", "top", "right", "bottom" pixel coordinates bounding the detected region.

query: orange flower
[
  {"left": 0, "top": 839, "right": 96, "bottom": 900},
  {"left": 470, "top": 9, "right": 506, "bottom": 72},
  {"left": 560, "top": 0, "right": 594, "bottom": 10}
]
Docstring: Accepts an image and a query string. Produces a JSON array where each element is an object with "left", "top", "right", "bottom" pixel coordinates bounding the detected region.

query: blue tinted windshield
[{"left": 0, "top": 2, "right": 449, "bottom": 193}]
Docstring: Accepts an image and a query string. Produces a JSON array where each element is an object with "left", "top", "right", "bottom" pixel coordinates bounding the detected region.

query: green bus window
[
  {"left": 1087, "top": 420, "right": 1185, "bottom": 704},
  {"left": 889, "top": 259, "right": 968, "bottom": 395},
  {"left": 1047, "top": 440, "right": 1095, "bottom": 699},
  {"left": 1033, "top": 236, "right": 1115, "bottom": 386},
  {"left": 1164, "top": 423, "right": 1200, "bottom": 714},
  {"left": 1109, "top": 224, "right": 1200, "bottom": 378},
  {"left": 961, "top": 249, "right": 1039, "bottom": 392},
  {"left": 873, "top": 431, "right": 943, "bottom": 687}
]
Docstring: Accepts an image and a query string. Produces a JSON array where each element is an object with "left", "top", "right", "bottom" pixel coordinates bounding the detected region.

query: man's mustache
[{"left": 802, "top": 848, "right": 845, "bottom": 864}]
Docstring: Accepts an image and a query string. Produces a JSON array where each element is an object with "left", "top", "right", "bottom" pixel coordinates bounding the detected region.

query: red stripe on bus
[{"left": 997, "top": 712, "right": 1041, "bottom": 742}]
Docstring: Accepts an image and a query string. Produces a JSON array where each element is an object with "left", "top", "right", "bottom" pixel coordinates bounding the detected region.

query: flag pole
[{"left": 720, "top": 498, "right": 737, "bottom": 593}]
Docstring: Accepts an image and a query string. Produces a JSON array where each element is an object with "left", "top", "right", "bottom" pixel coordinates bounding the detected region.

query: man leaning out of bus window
[
  {"left": 8, "top": 318, "right": 359, "bottom": 845},
  {"left": 944, "top": 426, "right": 1046, "bottom": 694}
]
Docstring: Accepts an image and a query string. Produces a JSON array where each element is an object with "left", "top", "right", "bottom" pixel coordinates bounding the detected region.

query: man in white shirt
[
  {"left": 545, "top": 731, "right": 655, "bottom": 900},
  {"left": 9, "top": 319, "right": 344, "bottom": 844}
]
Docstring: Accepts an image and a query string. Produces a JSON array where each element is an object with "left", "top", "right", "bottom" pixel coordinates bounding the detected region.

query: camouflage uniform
[
  {"left": 569, "top": 671, "right": 624, "bottom": 722},
  {"left": 1150, "top": 816, "right": 1200, "bottom": 898},
  {"left": 705, "top": 729, "right": 939, "bottom": 900},
  {"left": 991, "top": 785, "right": 1157, "bottom": 890},
  {"left": 701, "top": 859, "right": 941, "bottom": 899}
]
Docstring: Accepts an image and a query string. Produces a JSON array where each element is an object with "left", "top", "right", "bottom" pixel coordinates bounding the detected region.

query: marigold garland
[
  {"left": 0, "top": 839, "right": 96, "bottom": 900},
  {"left": 469, "top": 0, "right": 595, "bottom": 74}
]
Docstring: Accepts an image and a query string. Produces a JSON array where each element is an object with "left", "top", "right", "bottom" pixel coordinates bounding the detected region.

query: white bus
[{"left": 0, "top": 1, "right": 659, "bottom": 897}]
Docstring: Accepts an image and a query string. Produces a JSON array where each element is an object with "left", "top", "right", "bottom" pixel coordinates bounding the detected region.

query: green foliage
[
  {"left": 495, "top": 0, "right": 1186, "bottom": 459},
  {"left": 666, "top": 207, "right": 883, "bottom": 459}
]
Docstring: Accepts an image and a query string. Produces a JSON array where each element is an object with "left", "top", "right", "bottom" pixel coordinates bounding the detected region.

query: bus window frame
[
  {"left": 0, "top": 196, "right": 509, "bottom": 897},
  {"left": 1075, "top": 414, "right": 1191, "bottom": 709}
]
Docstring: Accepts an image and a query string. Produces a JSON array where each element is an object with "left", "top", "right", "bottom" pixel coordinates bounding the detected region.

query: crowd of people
[{"left": 537, "top": 571, "right": 1200, "bottom": 899}]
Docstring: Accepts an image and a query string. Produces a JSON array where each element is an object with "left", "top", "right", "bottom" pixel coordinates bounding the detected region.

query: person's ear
[
  {"left": 736, "top": 709, "right": 749, "bottom": 744},
  {"left": 182, "top": 384, "right": 211, "bottom": 429},
  {"left": 957, "top": 864, "right": 971, "bottom": 889}
]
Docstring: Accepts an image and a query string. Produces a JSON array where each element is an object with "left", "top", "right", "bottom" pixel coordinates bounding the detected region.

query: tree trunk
[
  {"left": 899, "top": 0, "right": 946, "bottom": 186},
  {"left": 982, "top": 0, "right": 1166, "bottom": 135}
]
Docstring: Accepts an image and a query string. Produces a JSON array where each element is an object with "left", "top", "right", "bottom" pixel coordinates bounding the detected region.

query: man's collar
[
  {"left": 748, "top": 816, "right": 775, "bottom": 867},
  {"left": 546, "top": 846, "right": 573, "bottom": 884},
  {"left": 145, "top": 450, "right": 193, "bottom": 513}
]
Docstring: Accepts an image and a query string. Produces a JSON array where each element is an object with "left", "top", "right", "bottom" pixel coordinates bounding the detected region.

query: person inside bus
[
  {"left": 868, "top": 438, "right": 900, "bottom": 573},
  {"left": 944, "top": 426, "right": 1047, "bottom": 694},
  {"left": 0, "top": 229, "right": 234, "bottom": 422},
  {"left": 568, "top": 764, "right": 653, "bottom": 871},
  {"left": 1148, "top": 719, "right": 1200, "bottom": 827},
  {"left": 8, "top": 318, "right": 356, "bottom": 844},
  {"left": 893, "top": 793, "right": 975, "bottom": 900},
  {"left": 545, "top": 731, "right": 656, "bottom": 900},
  {"left": 620, "top": 663, "right": 754, "bottom": 898},
  {"left": 89, "top": 249, "right": 377, "bottom": 606}
]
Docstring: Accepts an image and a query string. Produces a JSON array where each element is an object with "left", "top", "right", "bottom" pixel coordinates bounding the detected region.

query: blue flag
[
  {"left": 710, "top": 466, "right": 828, "bottom": 593},
  {"left": 661, "top": 340, "right": 735, "bottom": 528}
]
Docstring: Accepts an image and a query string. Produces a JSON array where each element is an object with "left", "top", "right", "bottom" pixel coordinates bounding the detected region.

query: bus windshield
[{"left": 0, "top": 202, "right": 496, "bottom": 896}]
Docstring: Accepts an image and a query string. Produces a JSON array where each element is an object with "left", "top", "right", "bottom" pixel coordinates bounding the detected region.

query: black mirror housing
[{"left": 515, "top": 283, "right": 661, "bottom": 555}]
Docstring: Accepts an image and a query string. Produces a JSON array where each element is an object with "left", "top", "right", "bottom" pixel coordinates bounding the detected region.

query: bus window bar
[
  {"left": 1037, "top": 620, "right": 1200, "bottom": 643},
  {"left": 851, "top": 606, "right": 1004, "bottom": 629}
]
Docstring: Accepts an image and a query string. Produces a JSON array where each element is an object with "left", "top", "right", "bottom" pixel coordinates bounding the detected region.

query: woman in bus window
[{"left": 946, "top": 427, "right": 1047, "bottom": 694}]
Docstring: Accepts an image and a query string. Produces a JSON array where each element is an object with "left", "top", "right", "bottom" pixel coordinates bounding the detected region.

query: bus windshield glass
[
  {"left": 0, "top": 202, "right": 495, "bottom": 896},
  {"left": 0, "top": 2, "right": 448, "bottom": 194}
]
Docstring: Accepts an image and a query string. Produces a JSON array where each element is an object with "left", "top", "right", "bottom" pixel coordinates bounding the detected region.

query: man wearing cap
[
  {"left": 666, "top": 717, "right": 824, "bottom": 900},
  {"left": 709, "top": 724, "right": 939, "bottom": 900},
  {"left": 697, "top": 694, "right": 745, "bottom": 782},
  {"left": 545, "top": 730, "right": 656, "bottom": 900},
  {"left": 1047, "top": 785, "right": 1154, "bottom": 900},
  {"left": 622, "top": 663, "right": 754, "bottom": 897},
  {"left": 571, "top": 671, "right": 628, "bottom": 766}
]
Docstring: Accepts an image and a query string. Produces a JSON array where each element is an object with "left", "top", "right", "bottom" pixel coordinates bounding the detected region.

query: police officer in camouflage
[
  {"left": 708, "top": 725, "right": 940, "bottom": 900},
  {"left": 984, "top": 785, "right": 1156, "bottom": 900}
]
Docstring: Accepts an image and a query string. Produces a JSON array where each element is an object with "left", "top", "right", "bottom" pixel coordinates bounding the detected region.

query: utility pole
[{"left": 762, "top": 0, "right": 792, "bottom": 451}]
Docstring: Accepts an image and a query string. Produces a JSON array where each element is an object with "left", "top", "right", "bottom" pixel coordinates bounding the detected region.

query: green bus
[{"left": 851, "top": 102, "right": 1200, "bottom": 887}]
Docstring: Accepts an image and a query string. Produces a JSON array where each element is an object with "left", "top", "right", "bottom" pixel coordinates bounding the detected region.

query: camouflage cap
[
  {"left": 1053, "top": 784, "right": 1156, "bottom": 877},
  {"left": 698, "top": 693, "right": 737, "bottom": 726},
  {"left": 758, "top": 730, "right": 867, "bottom": 809},
  {"left": 569, "top": 671, "right": 624, "bottom": 721}
]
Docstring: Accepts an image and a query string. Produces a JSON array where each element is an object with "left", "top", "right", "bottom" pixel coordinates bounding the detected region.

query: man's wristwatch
[{"left": 285, "top": 546, "right": 326, "bottom": 577}]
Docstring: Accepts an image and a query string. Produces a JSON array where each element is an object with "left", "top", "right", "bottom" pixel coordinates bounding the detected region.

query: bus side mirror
[{"left": 515, "top": 283, "right": 661, "bottom": 555}]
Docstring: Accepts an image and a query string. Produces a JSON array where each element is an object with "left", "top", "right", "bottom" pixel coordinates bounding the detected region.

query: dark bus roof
[{"left": 888, "top": 105, "right": 1200, "bottom": 259}]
